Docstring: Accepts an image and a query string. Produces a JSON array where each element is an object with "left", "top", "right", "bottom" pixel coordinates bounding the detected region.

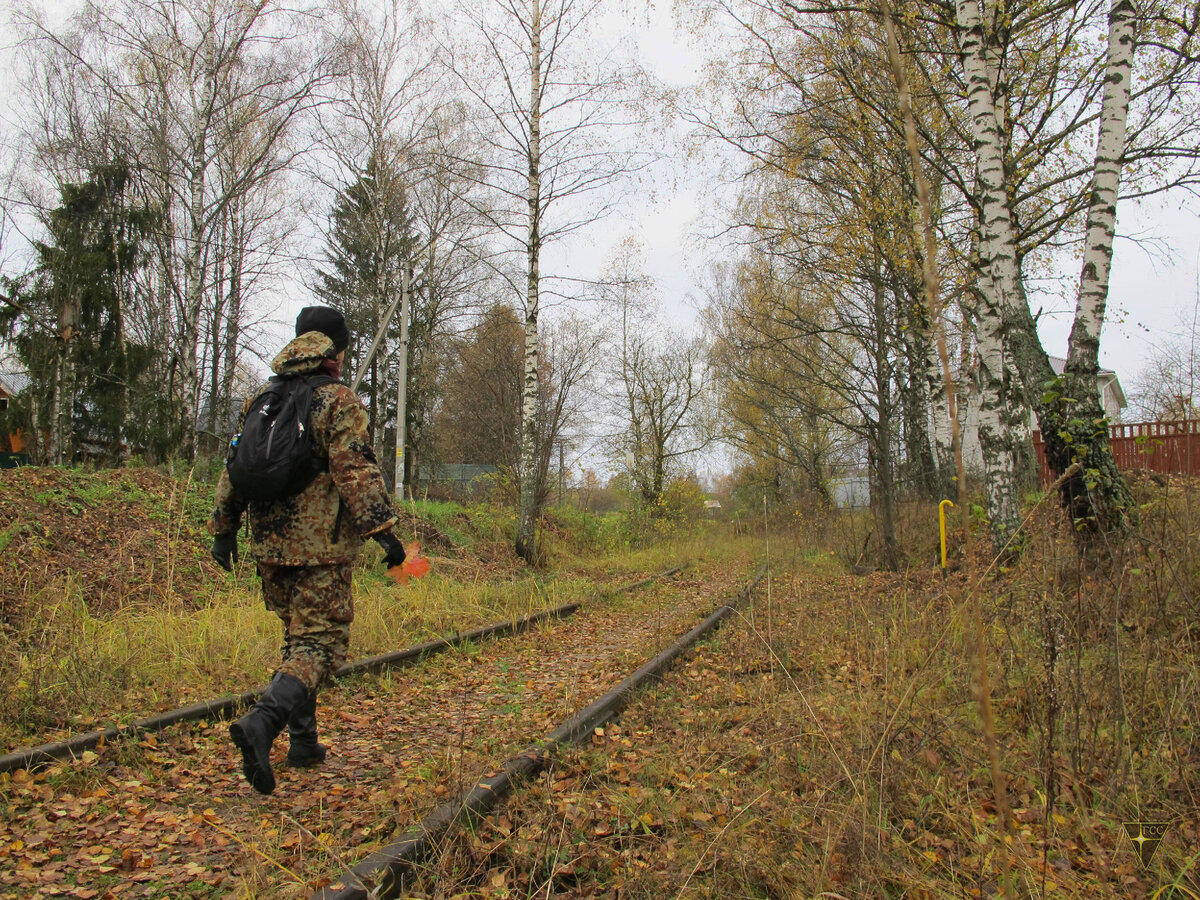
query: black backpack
[{"left": 226, "top": 374, "right": 335, "bottom": 502}]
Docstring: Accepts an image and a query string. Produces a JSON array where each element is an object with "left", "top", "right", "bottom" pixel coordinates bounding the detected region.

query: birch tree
[
  {"left": 19, "top": 0, "right": 330, "bottom": 457},
  {"left": 954, "top": 0, "right": 1131, "bottom": 534},
  {"left": 447, "top": 0, "right": 648, "bottom": 564},
  {"left": 923, "top": 0, "right": 1198, "bottom": 538},
  {"left": 402, "top": 109, "right": 498, "bottom": 486},
  {"left": 686, "top": 0, "right": 1200, "bottom": 548}
]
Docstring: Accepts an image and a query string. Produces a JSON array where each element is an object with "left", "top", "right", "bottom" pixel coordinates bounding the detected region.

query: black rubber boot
[
  {"left": 286, "top": 693, "right": 327, "bottom": 767},
  {"left": 229, "top": 673, "right": 308, "bottom": 795}
]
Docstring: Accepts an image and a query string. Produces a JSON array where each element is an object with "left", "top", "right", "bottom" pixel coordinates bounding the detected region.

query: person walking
[{"left": 209, "top": 306, "right": 408, "bottom": 795}]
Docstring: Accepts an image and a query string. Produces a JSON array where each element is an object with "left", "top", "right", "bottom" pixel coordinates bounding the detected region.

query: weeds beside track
[{"left": 0, "top": 556, "right": 754, "bottom": 899}]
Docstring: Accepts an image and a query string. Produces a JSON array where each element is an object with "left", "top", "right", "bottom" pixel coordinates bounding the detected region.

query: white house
[{"left": 957, "top": 355, "right": 1127, "bottom": 472}]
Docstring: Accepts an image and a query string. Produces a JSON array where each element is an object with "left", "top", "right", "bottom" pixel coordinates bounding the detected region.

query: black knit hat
[{"left": 295, "top": 306, "right": 350, "bottom": 353}]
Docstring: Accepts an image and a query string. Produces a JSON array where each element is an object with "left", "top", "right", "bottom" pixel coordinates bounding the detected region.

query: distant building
[
  {"left": 956, "top": 355, "right": 1126, "bottom": 472},
  {"left": 831, "top": 475, "right": 870, "bottom": 509}
]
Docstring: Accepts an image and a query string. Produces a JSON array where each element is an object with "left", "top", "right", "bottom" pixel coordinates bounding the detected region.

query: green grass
[{"left": 400, "top": 496, "right": 516, "bottom": 548}]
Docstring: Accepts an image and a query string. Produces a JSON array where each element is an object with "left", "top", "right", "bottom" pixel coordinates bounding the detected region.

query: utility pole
[{"left": 394, "top": 266, "right": 411, "bottom": 499}]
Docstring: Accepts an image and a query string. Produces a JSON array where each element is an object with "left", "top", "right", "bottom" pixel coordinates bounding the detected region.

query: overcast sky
[
  {"left": 2, "top": 0, "right": 1197, "bottom": 394},
  {"left": 553, "top": 2, "right": 1200, "bottom": 392}
]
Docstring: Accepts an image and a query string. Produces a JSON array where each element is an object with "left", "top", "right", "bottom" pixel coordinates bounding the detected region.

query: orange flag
[{"left": 387, "top": 542, "right": 432, "bottom": 585}]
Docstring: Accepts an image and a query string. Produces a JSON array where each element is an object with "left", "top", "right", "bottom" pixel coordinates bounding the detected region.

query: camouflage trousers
[{"left": 258, "top": 561, "right": 354, "bottom": 694}]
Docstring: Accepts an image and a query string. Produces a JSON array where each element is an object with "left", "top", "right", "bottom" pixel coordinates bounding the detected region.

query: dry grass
[
  {"left": 0, "top": 557, "right": 596, "bottom": 751},
  {"left": 6, "top": 465, "right": 1200, "bottom": 898},
  {"left": 398, "top": 477, "right": 1200, "bottom": 900}
]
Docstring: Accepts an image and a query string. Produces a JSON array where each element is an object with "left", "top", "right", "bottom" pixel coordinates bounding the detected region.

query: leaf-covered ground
[
  {"left": 3, "top": 468, "right": 1199, "bottom": 900},
  {"left": 0, "top": 558, "right": 753, "bottom": 899},
  {"left": 401, "top": 556, "right": 1200, "bottom": 900}
]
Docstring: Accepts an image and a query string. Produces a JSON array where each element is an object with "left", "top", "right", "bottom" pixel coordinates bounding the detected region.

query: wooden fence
[{"left": 1032, "top": 420, "right": 1200, "bottom": 486}]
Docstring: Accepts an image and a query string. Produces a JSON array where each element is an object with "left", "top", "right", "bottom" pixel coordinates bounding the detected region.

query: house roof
[
  {"left": 1049, "top": 356, "right": 1126, "bottom": 409},
  {"left": 0, "top": 372, "right": 31, "bottom": 396}
]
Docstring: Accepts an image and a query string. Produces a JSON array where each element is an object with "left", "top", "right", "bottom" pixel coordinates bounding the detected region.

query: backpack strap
[{"left": 300, "top": 374, "right": 337, "bottom": 475}]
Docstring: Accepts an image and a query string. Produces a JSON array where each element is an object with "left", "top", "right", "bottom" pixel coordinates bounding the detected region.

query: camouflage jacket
[{"left": 209, "top": 331, "right": 397, "bottom": 565}]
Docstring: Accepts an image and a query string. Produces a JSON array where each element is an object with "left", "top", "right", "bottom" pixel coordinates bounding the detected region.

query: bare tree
[
  {"left": 445, "top": 0, "right": 650, "bottom": 563},
  {"left": 314, "top": 1, "right": 497, "bottom": 486},
  {"left": 0, "top": 122, "right": 23, "bottom": 284},
  {"left": 596, "top": 237, "right": 713, "bottom": 506},
  {"left": 17, "top": 0, "right": 332, "bottom": 457},
  {"left": 532, "top": 312, "right": 601, "bottom": 512},
  {"left": 315, "top": 0, "right": 432, "bottom": 459},
  {"left": 1127, "top": 305, "right": 1200, "bottom": 422}
]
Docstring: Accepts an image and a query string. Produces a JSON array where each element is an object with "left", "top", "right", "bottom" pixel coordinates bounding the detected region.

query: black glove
[
  {"left": 375, "top": 531, "right": 406, "bottom": 569},
  {"left": 212, "top": 532, "right": 239, "bottom": 572}
]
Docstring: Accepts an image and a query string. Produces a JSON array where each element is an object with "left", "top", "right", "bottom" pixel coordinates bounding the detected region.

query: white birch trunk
[
  {"left": 974, "top": 267, "right": 1022, "bottom": 552},
  {"left": 48, "top": 345, "right": 64, "bottom": 465},
  {"left": 181, "top": 164, "right": 205, "bottom": 459},
  {"left": 516, "top": 0, "right": 543, "bottom": 564},
  {"left": 182, "top": 57, "right": 217, "bottom": 460},
  {"left": 956, "top": 0, "right": 1028, "bottom": 546},
  {"left": 929, "top": 369, "right": 955, "bottom": 476},
  {"left": 1047, "top": 0, "right": 1139, "bottom": 526},
  {"left": 395, "top": 266, "right": 410, "bottom": 498},
  {"left": 956, "top": 0, "right": 1023, "bottom": 319},
  {"left": 221, "top": 200, "right": 244, "bottom": 435},
  {"left": 1065, "top": 0, "right": 1136, "bottom": 391},
  {"left": 959, "top": 0, "right": 1133, "bottom": 535}
]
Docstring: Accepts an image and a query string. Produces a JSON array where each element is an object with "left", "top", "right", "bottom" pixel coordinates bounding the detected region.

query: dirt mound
[
  {"left": 0, "top": 466, "right": 218, "bottom": 622},
  {"left": 0, "top": 467, "right": 527, "bottom": 626}
]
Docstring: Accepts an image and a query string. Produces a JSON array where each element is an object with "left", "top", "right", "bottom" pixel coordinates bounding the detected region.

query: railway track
[
  {"left": 0, "top": 559, "right": 762, "bottom": 899},
  {"left": 318, "top": 564, "right": 765, "bottom": 900},
  {"left": 0, "top": 566, "right": 684, "bottom": 776}
]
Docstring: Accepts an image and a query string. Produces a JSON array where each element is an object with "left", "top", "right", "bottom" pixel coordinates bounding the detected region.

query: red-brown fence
[{"left": 1032, "top": 420, "right": 1200, "bottom": 486}]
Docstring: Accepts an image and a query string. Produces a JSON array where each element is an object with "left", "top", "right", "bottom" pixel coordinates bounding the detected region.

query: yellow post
[{"left": 939, "top": 499, "right": 955, "bottom": 569}]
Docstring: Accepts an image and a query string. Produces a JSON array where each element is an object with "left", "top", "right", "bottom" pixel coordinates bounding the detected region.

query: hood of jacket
[{"left": 271, "top": 331, "right": 337, "bottom": 377}]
